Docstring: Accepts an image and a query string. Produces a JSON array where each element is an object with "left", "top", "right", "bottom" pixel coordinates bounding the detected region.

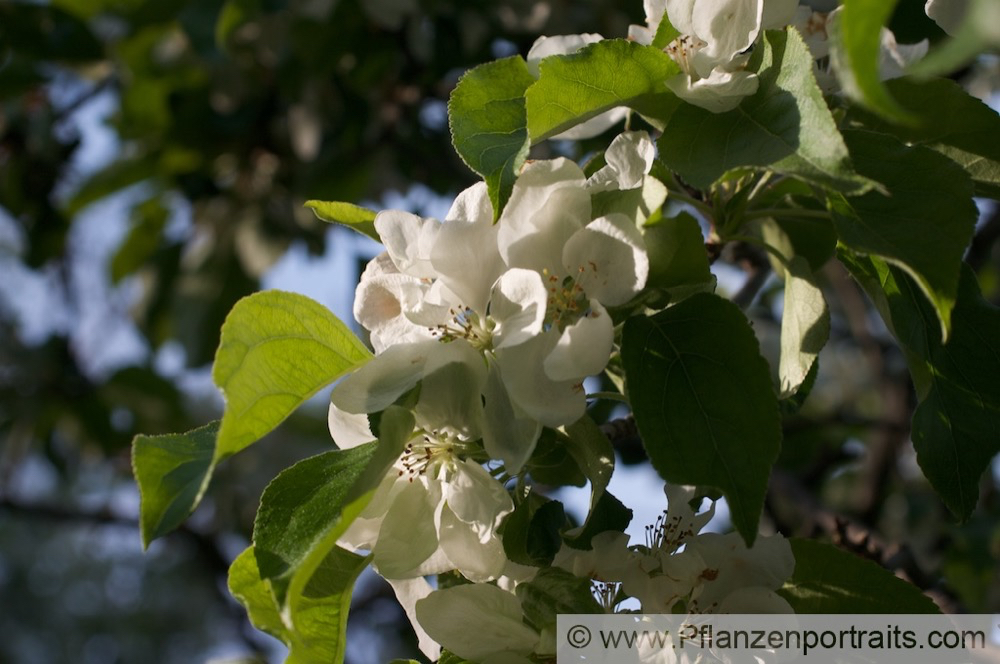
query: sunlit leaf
[
  {"left": 448, "top": 56, "right": 535, "bottom": 220},
  {"left": 212, "top": 290, "right": 371, "bottom": 460},
  {"left": 229, "top": 544, "right": 371, "bottom": 663},
  {"left": 304, "top": 200, "right": 380, "bottom": 242},
  {"left": 525, "top": 39, "right": 680, "bottom": 142}
]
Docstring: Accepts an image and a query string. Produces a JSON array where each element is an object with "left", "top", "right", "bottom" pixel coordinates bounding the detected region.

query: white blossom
[{"left": 329, "top": 403, "right": 513, "bottom": 583}]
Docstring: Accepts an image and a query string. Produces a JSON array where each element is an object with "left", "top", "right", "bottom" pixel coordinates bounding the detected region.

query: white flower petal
[
  {"left": 431, "top": 216, "right": 504, "bottom": 315},
  {"left": 387, "top": 577, "right": 442, "bottom": 660},
  {"left": 415, "top": 584, "right": 540, "bottom": 662},
  {"left": 563, "top": 214, "right": 648, "bottom": 306},
  {"left": 442, "top": 459, "right": 513, "bottom": 533},
  {"left": 925, "top": 0, "right": 968, "bottom": 35},
  {"left": 415, "top": 340, "right": 487, "bottom": 440},
  {"left": 329, "top": 340, "right": 436, "bottom": 414},
  {"left": 667, "top": 68, "right": 760, "bottom": 112},
  {"left": 438, "top": 504, "right": 509, "bottom": 582},
  {"left": 327, "top": 402, "right": 375, "bottom": 449},
  {"left": 692, "top": 0, "right": 763, "bottom": 65},
  {"left": 543, "top": 300, "right": 614, "bottom": 381},
  {"left": 879, "top": 29, "right": 929, "bottom": 80},
  {"left": 354, "top": 262, "right": 430, "bottom": 351},
  {"left": 602, "top": 130, "right": 657, "bottom": 190},
  {"left": 665, "top": 0, "right": 697, "bottom": 35},
  {"left": 762, "top": 0, "right": 798, "bottom": 29},
  {"left": 490, "top": 268, "right": 548, "bottom": 349},
  {"left": 374, "top": 209, "right": 440, "bottom": 278},
  {"left": 526, "top": 33, "right": 604, "bottom": 77},
  {"left": 482, "top": 360, "right": 543, "bottom": 473},
  {"left": 551, "top": 108, "right": 628, "bottom": 140},
  {"left": 685, "top": 532, "right": 794, "bottom": 610},
  {"left": 497, "top": 331, "right": 587, "bottom": 428},
  {"left": 372, "top": 481, "right": 439, "bottom": 578},
  {"left": 498, "top": 158, "right": 591, "bottom": 274},
  {"left": 446, "top": 181, "right": 493, "bottom": 222}
]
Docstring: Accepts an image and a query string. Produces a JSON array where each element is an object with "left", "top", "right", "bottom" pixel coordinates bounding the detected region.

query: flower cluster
[
  {"left": 414, "top": 485, "right": 794, "bottom": 661},
  {"left": 328, "top": 134, "right": 654, "bottom": 581}
]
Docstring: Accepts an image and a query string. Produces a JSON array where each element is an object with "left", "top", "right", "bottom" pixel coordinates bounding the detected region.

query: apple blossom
[{"left": 329, "top": 403, "right": 514, "bottom": 583}]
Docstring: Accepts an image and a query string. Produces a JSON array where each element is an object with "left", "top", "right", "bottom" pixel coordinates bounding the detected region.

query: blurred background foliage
[{"left": 0, "top": 0, "right": 998, "bottom": 662}]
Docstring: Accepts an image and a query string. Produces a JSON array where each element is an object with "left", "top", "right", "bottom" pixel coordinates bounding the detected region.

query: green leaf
[
  {"left": 907, "top": 0, "right": 1000, "bottom": 77},
  {"left": 561, "top": 490, "right": 632, "bottom": 551},
  {"left": 252, "top": 444, "right": 376, "bottom": 605},
  {"left": 779, "top": 538, "right": 939, "bottom": 613},
  {"left": 559, "top": 416, "right": 633, "bottom": 549},
  {"left": 644, "top": 212, "right": 713, "bottom": 292},
  {"left": 524, "top": 428, "right": 586, "bottom": 488},
  {"left": 525, "top": 39, "right": 681, "bottom": 142},
  {"left": 651, "top": 12, "right": 681, "bottom": 49},
  {"left": 212, "top": 290, "right": 372, "bottom": 461},
  {"left": 754, "top": 209, "right": 838, "bottom": 274},
  {"left": 500, "top": 491, "right": 568, "bottom": 567},
  {"left": 448, "top": 56, "right": 535, "bottom": 221},
  {"left": 769, "top": 237, "right": 830, "bottom": 400},
  {"left": 304, "top": 200, "right": 380, "bottom": 242},
  {"left": 516, "top": 567, "right": 603, "bottom": 634},
  {"left": 591, "top": 176, "right": 668, "bottom": 227},
  {"left": 132, "top": 421, "right": 219, "bottom": 549},
  {"left": 229, "top": 544, "right": 371, "bottom": 663},
  {"left": 830, "top": 0, "right": 916, "bottom": 124},
  {"left": 831, "top": 129, "right": 977, "bottom": 339},
  {"left": 842, "top": 254, "right": 1000, "bottom": 519},
  {"left": 845, "top": 77, "right": 1000, "bottom": 199},
  {"left": 621, "top": 294, "right": 782, "bottom": 545},
  {"left": 659, "top": 28, "right": 875, "bottom": 195},
  {"left": 227, "top": 546, "right": 289, "bottom": 644}
]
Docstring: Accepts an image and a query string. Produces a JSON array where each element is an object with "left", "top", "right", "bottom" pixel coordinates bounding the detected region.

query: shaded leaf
[
  {"left": 252, "top": 444, "right": 376, "bottom": 604},
  {"left": 516, "top": 567, "right": 603, "bottom": 634},
  {"left": 500, "top": 491, "right": 568, "bottom": 567},
  {"left": 845, "top": 77, "right": 1000, "bottom": 199},
  {"left": 621, "top": 294, "right": 781, "bottom": 545},
  {"left": 644, "top": 211, "right": 713, "bottom": 292},
  {"left": 779, "top": 538, "right": 939, "bottom": 613},
  {"left": 132, "top": 421, "right": 219, "bottom": 549},
  {"left": 831, "top": 129, "right": 977, "bottom": 339},
  {"left": 842, "top": 254, "right": 1000, "bottom": 519},
  {"left": 659, "top": 29, "right": 875, "bottom": 194}
]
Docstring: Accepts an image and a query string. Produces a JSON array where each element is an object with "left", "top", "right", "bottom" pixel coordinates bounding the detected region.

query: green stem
[{"left": 587, "top": 391, "right": 630, "bottom": 405}]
